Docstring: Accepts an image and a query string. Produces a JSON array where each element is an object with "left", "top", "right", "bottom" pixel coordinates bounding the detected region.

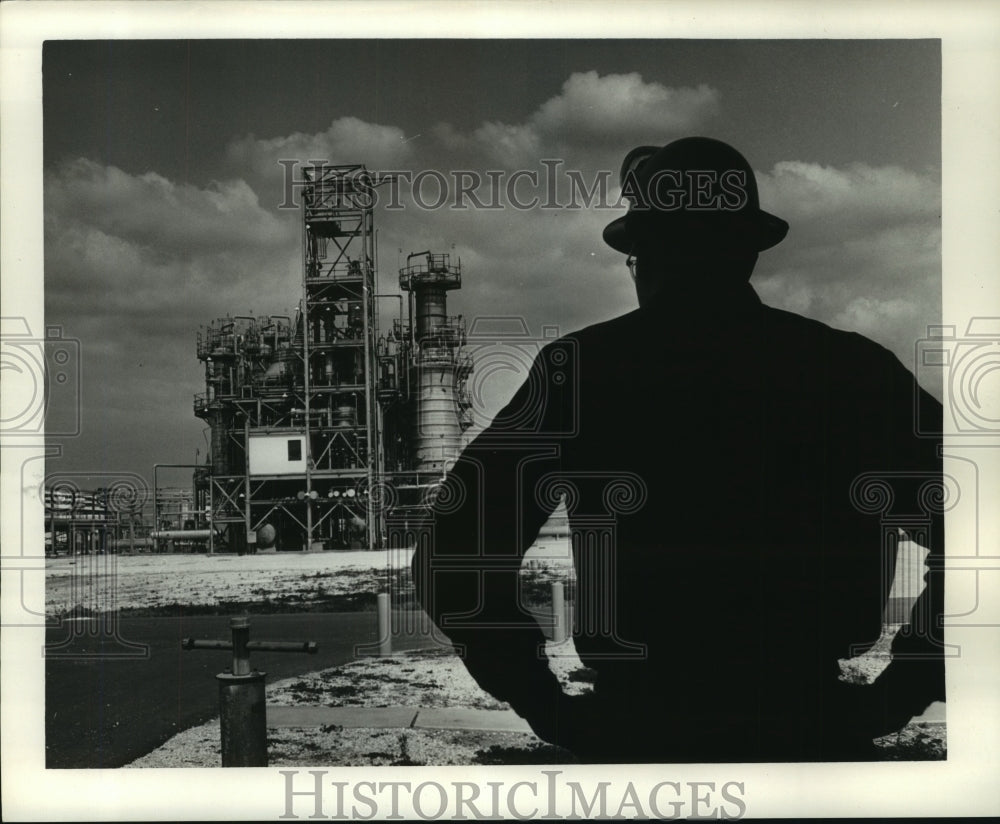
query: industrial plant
[{"left": 190, "top": 164, "right": 475, "bottom": 552}]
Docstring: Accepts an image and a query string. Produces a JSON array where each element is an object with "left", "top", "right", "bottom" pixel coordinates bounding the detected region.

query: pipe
[
  {"left": 244, "top": 418, "right": 252, "bottom": 553},
  {"left": 377, "top": 592, "right": 392, "bottom": 656},
  {"left": 362, "top": 222, "right": 375, "bottom": 548},
  {"left": 266, "top": 315, "right": 291, "bottom": 351},
  {"left": 551, "top": 581, "right": 566, "bottom": 643},
  {"left": 181, "top": 615, "right": 318, "bottom": 767},
  {"left": 151, "top": 529, "right": 216, "bottom": 540},
  {"left": 406, "top": 250, "right": 432, "bottom": 268}
]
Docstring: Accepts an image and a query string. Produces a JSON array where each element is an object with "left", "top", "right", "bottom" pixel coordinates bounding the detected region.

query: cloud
[
  {"left": 467, "top": 120, "right": 545, "bottom": 170},
  {"left": 225, "top": 116, "right": 417, "bottom": 206},
  {"left": 532, "top": 71, "right": 719, "bottom": 145},
  {"left": 216, "top": 73, "right": 718, "bottom": 215},
  {"left": 833, "top": 295, "right": 920, "bottom": 332},
  {"left": 443, "top": 71, "right": 719, "bottom": 169},
  {"left": 45, "top": 159, "right": 292, "bottom": 259},
  {"left": 44, "top": 158, "right": 304, "bottom": 475},
  {"left": 757, "top": 160, "right": 940, "bottom": 240},
  {"left": 47, "top": 222, "right": 299, "bottom": 323},
  {"left": 45, "top": 158, "right": 301, "bottom": 327},
  {"left": 752, "top": 162, "right": 940, "bottom": 383}
]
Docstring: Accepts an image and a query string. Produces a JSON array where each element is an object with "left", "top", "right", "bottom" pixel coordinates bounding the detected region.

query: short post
[
  {"left": 182, "top": 614, "right": 317, "bottom": 767},
  {"left": 551, "top": 581, "right": 566, "bottom": 643},
  {"left": 377, "top": 592, "right": 392, "bottom": 656},
  {"left": 565, "top": 579, "right": 575, "bottom": 638}
]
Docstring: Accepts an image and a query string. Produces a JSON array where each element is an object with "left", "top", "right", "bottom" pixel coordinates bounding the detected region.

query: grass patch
[
  {"left": 323, "top": 684, "right": 360, "bottom": 699},
  {"left": 392, "top": 733, "right": 424, "bottom": 767}
]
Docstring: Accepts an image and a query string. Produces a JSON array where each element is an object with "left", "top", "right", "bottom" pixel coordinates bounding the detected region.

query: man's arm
[
  {"left": 855, "top": 368, "right": 946, "bottom": 738},
  {"left": 411, "top": 341, "right": 572, "bottom": 726}
]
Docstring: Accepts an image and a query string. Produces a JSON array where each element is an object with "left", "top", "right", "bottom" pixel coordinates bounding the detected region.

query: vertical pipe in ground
[
  {"left": 217, "top": 672, "right": 268, "bottom": 767},
  {"left": 552, "top": 581, "right": 566, "bottom": 643},
  {"left": 377, "top": 591, "right": 392, "bottom": 656}
]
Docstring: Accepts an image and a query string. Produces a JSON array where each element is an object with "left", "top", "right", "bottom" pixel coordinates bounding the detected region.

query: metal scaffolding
[{"left": 194, "top": 164, "right": 474, "bottom": 552}]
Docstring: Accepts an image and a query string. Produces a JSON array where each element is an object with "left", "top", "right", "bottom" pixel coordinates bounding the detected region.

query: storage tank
[
  {"left": 413, "top": 350, "right": 463, "bottom": 471},
  {"left": 399, "top": 252, "right": 468, "bottom": 473}
]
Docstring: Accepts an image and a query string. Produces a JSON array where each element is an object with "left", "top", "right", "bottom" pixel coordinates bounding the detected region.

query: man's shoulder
[
  {"left": 549, "top": 308, "right": 644, "bottom": 350},
  {"left": 761, "top": 303, "right": 901, "bottom": 362},
  {"left": 559, "top": 302, "right": 899, "bottom": 355},
  {"left": 758, "top": 303, "right": 927, "bottom": 405}
]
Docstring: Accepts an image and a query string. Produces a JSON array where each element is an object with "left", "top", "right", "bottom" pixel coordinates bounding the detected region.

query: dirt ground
[
  {"left": 45, "top": 549, "right": 944, "bottom": 766},
  {"left": 126, "top": 645, "right": 590, "bottom": 768},
  {"left": 44, "top": 542, "right": 573, "bottom": 616},
  {"left": 124, "top": 623, "right": 944, "bottom": 767}
]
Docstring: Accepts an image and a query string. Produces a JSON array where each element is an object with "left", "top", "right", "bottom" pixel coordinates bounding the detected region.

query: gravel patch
[
  {"left": 268, "top": 642, "right": 593, "bottom": 711},
  {"left": 838, "top": 623, "right": 897, "bottom": 684},
  {"left": 127, "top": 723, "right": 572, "bottom": 769},
  {"left": 127, "top": 640, "right": 589, "bottom": 768},
  {"left": 127, "top": 631, "right": 942, "bottom": 767},
  {"left": 874, "top": 723, "right": 947, "bottom": 760}
]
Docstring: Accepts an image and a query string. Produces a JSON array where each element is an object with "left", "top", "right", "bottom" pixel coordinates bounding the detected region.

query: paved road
[{"left": 45, "top": 611, "right": 439, "bottom": 769}]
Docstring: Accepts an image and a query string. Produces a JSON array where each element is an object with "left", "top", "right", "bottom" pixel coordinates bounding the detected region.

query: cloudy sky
[{"left": 42, "top": 39, "right": 941, "bottom": 484}]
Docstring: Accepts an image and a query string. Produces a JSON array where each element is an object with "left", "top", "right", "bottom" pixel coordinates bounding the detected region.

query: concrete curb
[
  {"left": 268, "top": 705, "right": 532, "bottom": 733},
  {"left": 267, "top": 702, "right": 943, "bottom": 733}
]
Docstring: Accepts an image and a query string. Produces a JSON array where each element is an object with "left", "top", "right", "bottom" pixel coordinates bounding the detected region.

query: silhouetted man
[{"left": 412, "top": 137, "right": 945, "bottom": 762}]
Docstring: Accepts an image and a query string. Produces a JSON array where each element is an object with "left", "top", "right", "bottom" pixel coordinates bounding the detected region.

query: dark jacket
[{"left": 412, "top": 281, "right": 945, "bottom": 762}]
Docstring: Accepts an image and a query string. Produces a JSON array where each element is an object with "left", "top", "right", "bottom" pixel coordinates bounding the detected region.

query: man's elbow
[{"left": 410, "top": 538, "right": 432, "bottom": 612}]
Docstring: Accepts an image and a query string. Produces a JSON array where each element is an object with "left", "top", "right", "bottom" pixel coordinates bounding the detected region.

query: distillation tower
[
  {"left": 399, "top": 251, "right": 474, "bottom": 473},
  {"left": 194, "top": 165, "right": 473, "bottom": 552}
]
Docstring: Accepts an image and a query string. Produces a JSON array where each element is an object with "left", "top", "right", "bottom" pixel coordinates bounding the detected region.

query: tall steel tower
[{"left": 300, "top": 164, "right": 381, "bottom": 549}]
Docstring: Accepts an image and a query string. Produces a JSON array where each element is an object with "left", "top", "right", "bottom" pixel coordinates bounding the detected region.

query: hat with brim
[{"left": 603, "top": 138, "right": 788, "bottom": 254}]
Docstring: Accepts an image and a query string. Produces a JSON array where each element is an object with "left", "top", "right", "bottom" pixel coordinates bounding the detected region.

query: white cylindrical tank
[{"left": 414, "top": 359, "right": 462, "bottom": 472}]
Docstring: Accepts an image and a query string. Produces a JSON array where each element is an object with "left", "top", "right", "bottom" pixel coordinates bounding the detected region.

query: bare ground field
[
  {"left": 46, "top": 547, "right": 944, "bottom": 765},
  {"left": 44, "top": 542, "right": 573, "bottom": 617}
]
